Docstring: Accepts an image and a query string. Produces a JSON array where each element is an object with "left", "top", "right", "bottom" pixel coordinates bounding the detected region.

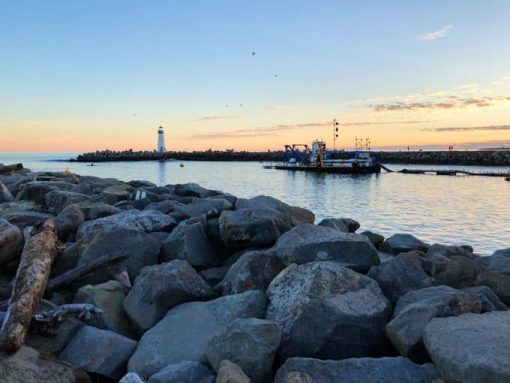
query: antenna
[{"left": 333, "top": 119, "right": 339, "bottom": 150}]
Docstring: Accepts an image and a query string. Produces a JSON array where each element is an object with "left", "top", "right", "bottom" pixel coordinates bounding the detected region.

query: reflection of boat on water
[
  {"left": 270, "top": 139, "right": 381, "bottom": 174},
  {"left": 506, "top": 176, "right": 510, "bottom": 181},
  {"left": 180, "top": 163, "right": 184, "bottom": 168},
  {"left": 87, "top": 163, "right": 95, "bottom": 167}
]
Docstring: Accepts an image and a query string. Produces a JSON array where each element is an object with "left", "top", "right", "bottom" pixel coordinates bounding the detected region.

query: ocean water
[{"left": 1, "top": 152, "right": 509, "bottom": 255}]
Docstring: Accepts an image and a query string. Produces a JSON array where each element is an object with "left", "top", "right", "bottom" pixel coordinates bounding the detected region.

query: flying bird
[{"left": 251, "top": 51, "right": 256, "bottom": 56}]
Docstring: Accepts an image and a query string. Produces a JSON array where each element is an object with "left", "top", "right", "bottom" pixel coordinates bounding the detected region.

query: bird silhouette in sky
[
  {"left": 225, "top": 104, "right": 229, "bottom": 107},
  {"left": 274, "top": 74, "right": 278, "bottom": 77},
  {"left": 240, "top": 104, "right": 243, "bottom": 107},
  {"left": 252, "top": 51, "right": 256, "bottom": 56}
]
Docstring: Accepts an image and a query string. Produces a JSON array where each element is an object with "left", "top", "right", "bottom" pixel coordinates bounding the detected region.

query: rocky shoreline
[{"left": 0, "top": 164, "right": 509, "bottom": 383}]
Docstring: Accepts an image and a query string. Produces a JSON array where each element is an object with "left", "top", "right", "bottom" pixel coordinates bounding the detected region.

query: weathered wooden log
[
  {"left": 0, "top": 219, "right": 59, "bottom": 354},
  {"left": 0, "top": 163, "right": 23, "bottom": 174}
]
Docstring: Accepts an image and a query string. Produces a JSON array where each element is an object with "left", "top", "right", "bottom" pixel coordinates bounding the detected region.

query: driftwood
[
  {"left": 0, "top": 163, "right": 23, "bottom": 174},
  {"left": 0, "top": 220, "right": 59, "bottom": 354},
  {"left": 34, "top": 303, "right": 103, "bottom": 323}
]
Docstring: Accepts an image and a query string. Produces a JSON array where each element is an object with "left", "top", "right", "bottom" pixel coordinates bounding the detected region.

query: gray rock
[
  {"left": 434, "top": 255, "right": 483, "bottom": 288},
  {"left": 462, "top": 286, "right": 508, "bottom": 312},
  {"left": 427, "top": 243, "right": 474, "bottom": 258},
  {"left": 124, "top": 260, "right": 213, "bottom": 334},
  {"left": 381, "top": 234, "right": 428, "bottom": 255},
  {"left": 367, "top": 252, "right": 434, "bottom": 304},
  {"left": 219, "top": 208, "right": 293, "bottom": 249},
  {"left": 206, "top": 318, "right": 281, "bottom": 383},
  {"left": 76, "top": 209, "right": 177, "bottom": 240},
  {"left": 476, "top": 270, "right": 510, "bottom": 306},
  {"left": 60, "top": 325, "right": 137, "bottom": 380},
  {"left": 424, "top": 311, "right": 510, "bottom": 383},
  {"left": 318, "top": 217, "right": 360, "bottom": 233},
  {"left": 128, "top": 290, "right": 267, "bottom": 379},
  {"left": 272, "top": 224, "right": 380, "bottom": 272},
  {"left": 361, "top": 230, "right": 385, "bottom": 247},
  {"left": 148, "top": 361, "right": 215, "bottom": 383},
  {"left": 172, "top": 183, "right": 218, "bottom": 198},
  {"left": 386, "top": 285, "right": 482, "bottom": 362},
  {"left": 0, "top": 210, "right": 53, "bottom": 229},
  {"left": 160, "top": 220, "right": 220, "bottom": 269},
  {"left": 215, "top": 250, "right": 285, "bottom": 295},
  {"left": 15, "top": 180, "right": 73, "bottom": 204},
  {"left": 200, "top": 266, "right": 229, "bottom": 287},
  {"left": 215, "top": 360, "right": 250, "bottom": 383},
  {"left": 0, "top": 218, "right": 24, "bottom": 266},
  {"left": 176, "top": 198, "right": 232, "bottom": 219},
  {"left": 75, "top": 280, "right": 135, "bottom": 338},
  {"left": 0, "top": 345, "right": 91, "bottom": 383},
  {"left": 377, "top": 251, "right": 395, "bottom": 263},
  {"left": 274, "top": 356, "right": 439, "bottom": 383},
  {"left": 120, "top": 372, "right": 146, "bottom": 383},
  {"left": 66, "top": 201, "right": 121, "bottom": 220},
  {"left": 266, "top": 262, "right": 391, "bottom": 360},
  {"left": 54, "top": 204, "right": 85, "bottom": 241},
  {"left": 488, "top": 248, "right": 510, "bottom": 276},
  {"left": 0, "top": 310, "right": 5, "bottom": 324},
  {"left": 144, "top": 200, "right": 184, "bottom": 214},
  {"left": 101, "top": 183, "right": 135, "bottom": 200},
  {"left": 45, "top": 190, "right": 91, "bottom": 213},
  {"left": 0, "top": 181, "right": 14, "bottom": 202}
]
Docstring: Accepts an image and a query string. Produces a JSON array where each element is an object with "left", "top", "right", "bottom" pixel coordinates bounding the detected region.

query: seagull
[
  {"left": 252, "top": 51, "right": 256, "bottom": 56},
  {"left": 225, "top": 104, "right": 229, "bottom": 107},
  {"left": 274, "top": 74, "right": 278, "bottom": 77},
  {"left": 240, "top": 104, "right": 243, "bottom": 107}
]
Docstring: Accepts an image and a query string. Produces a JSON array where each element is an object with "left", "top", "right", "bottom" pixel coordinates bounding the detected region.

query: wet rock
[
  {"left": 318, "top": 217, "right": 360, "bottom": 233},
  {"left": 45, "top": 190, "right": 91, "bottom": 214},
  {"left": 75, "top": 280, "right": 135, "bottom": 338},
  {"left": 15, "top": 181, "right": 73, "bottom": 204},
  {"left": 123, "top": 260, "right": 213, "bottom": 334},
  {"left": 60, "top": 325, "right": 137, "bottom": 380},
  {"left": 367, "top": 252, "right": 434, "bottom": 304},
  {"left": 0, "top": 181, "right": 14, "bottom": 202},
  {"left": 206, "top": 318, "right": 281, "bottom": 383},
  {"left": 216, "top": 360, "right": 250, "bottom": 383},
  {"left": 361, "top": 230, "right": 385, "bottom": 247},
  {"left": 266, "top": 262, "right": 391, "bottom": 360},
  {"left": 215, "top": 250, "right": 285, "bottom": 295},
  {"left": 76, "top": 209, "right": 177, "bottom": 240},
  {"left": 148, "top": 361, "right": 215, "bottom": 383},
  {"left": 128, "top": 290, "right": 267, "bottom": 379},
  {"left": 476, "top": 270, "right": 510, "bottom": 306},
  {"left": 0, "top": 218, "right": 24, "bottom": 266},
  {"left": 381, "top": 234, "right": 428, "bottom": 255},
  {"left": 0, "top": 345, "right": 91, "bottom": 383},
  {"left": 160, "top": 220, "right": 220, "bottom": 269},
  {"left": 462, "top": 286, "right": 508, "bottom": 312},
  {"left": 272, "top": 224, "right": 380, "bottom": 272},
  {"left": 488, "top": 248, "right": 510, "bottom": 276},
  {"left": 200, "top": 266, "right": 229, "bottom": 287},
  {"left": 424, "top": 311, "right": 510, "bottom": 383},
  {"left": 54, "top": 204, "right": 85, "bottom": 241},
  {"left": 274, "top": 356, "right": 439, "bottom": 383},
  {"left": 385, "top": 285, "right": 482, "bottom": 362}
]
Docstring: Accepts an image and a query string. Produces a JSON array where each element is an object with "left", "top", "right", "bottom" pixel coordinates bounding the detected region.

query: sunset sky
[{"left": 1, "top": 1, "right": 509, "bottom": 152}]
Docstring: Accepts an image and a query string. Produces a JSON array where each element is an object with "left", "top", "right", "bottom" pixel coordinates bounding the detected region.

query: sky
[{"left": 1, "top": 0, "right": 510, "bottom": 152}]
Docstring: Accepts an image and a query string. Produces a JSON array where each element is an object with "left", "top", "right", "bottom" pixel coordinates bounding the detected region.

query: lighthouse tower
[{"left": 157, "top": 126, "right": 166, "bottom": 153}]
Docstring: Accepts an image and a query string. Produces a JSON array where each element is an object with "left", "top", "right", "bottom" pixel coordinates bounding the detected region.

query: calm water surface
[{"left": 1, "top": 153, "right": 509, "bottom": 255}]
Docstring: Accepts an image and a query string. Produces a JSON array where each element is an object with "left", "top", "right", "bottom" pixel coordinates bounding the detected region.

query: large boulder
[
  {"left": 318, "top": 217, "right": 360, "bottom": 233},
  {"left": 488, "top": 248, "right": 510, "bottom": 276},
  {"left": 0, "top": 210, "right": 53, "bottom": 229},
  {"left": 45, "top": 190, "right": 91, "bottom": 214},
  {"left": 274, "top": 356, "right": 439, "bottom": 383},
  {"left": 64, "top": 201, "right": 121, "bottom": 221},
  {"left": 0, "top": 345, "right": 91, "bottom": 383},
  {"left": 205, "top": 318, "right": 281, "bottom": 383},
  {"left": 266, "top": 262, "right": 392, "bottom": 360},
  {"left": 59, "top": 325, "right": 137, "bottom": 380},
  {"left": 385, "top": 285, "right": 482, "bottom": 362},
  {"left": 215, "top": 360, "right": 250, "bottom": 383},
  {"left": 128, "top": 290, "right": 267, "bottom": 379},
  {"left": 54, "top": 204, "right": 85, "bottom": 241},
  {"left": 200, "top": 266, "right": 229, "bottom": 287},
  {"left": 361, "top": 230, "right": 385, "bottom": 247},
  {"left": 462, "top": 286, "right": 508, "bottom": 312},
  {"left": 74, "top": 280, "right": 135, "bottom": 338},
  {"left": 424, "top": 311, "right": 510, "bottom": 383},
  {"left": 148, "top": 361, "right": 215, "bottom": 383},
  {"left": 15, "top": 181, "right": 73, "bottom": 204},
  {"left": 476, "top": 270, "right": 510, "bottom": 306},
  {"left": 380, "top": 234, "right": 428, "bottom": 255},
  {"left": 160, "top": 220, "right": 220, "bottom": 269},
  {"left": 433, "top": 255, "right": 483, "bottom": 289},
  {"left": 0, "top": 181, "right": 14, "bottom": 202},
  {"left": 123, "top": 260, "right": 214, "bottom": 334},
  {"left": 176, "top": 198, "right": 232, "bottom": 219},
  {"left": 215, "top": 250, "right": 285, "bottom": 295},
  {"left": 271, "top": 224, "right": 380, "bottom": 272},
  {"left": 0, "top": 218, "right": 24, "bottom": 266},
  {"left": 76, "top": 209, "right": 177, "bottom": 240},
  {"left": 367, "top": 252, "right": 434, "bottom": 304},
  {"left": 173, "top": 183, "right": 217, "bottom": 198},
  {"left": 218, "top": 208, "right": 293, "bottom": 249}
]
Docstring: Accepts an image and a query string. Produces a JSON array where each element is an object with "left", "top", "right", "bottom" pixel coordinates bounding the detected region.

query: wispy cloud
[
  {"left": 195, "top": 115, "right": 240, "bottom": 121},
  {"left": 422, "top": 125, "right": 510, "bottom": 133},
  {"left": 417, "top": 24, "right": 453, "bottom": 41},
  {"left": 371, "top": 96, "right": 510, "bottom": 112}
]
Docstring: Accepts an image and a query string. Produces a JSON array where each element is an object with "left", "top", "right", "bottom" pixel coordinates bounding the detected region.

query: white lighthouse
[{"left": 157, "top": 126, "right": 166, "bottom": 153}]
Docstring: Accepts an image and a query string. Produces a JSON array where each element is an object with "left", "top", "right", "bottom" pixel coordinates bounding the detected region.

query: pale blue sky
[{"left": 1, "top": 1, "right": 509, "bottom": 151}]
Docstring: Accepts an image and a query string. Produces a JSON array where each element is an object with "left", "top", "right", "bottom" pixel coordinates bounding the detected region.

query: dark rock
[
  {"left": 272, "top": 224, "right": 380, "bottom": 272},
  {"left": 361, "top": 230, "right": 385, "bottom": 247},
  {"left": 123, "top": 260, "right": 213, "bottom": 334},
  {"left": 488, "top": 248, "right": 510, "bottom": 276},
  {"left": 318, "top": 217, "right": 360, "bottom": 233},
  {"left": 0, "top": 210, "right": 53, "bottom": 229},
  {"left": 427, "top": 243, "right": 474, "bottom": 258},
  {"left": 215, "top": 250, "right": 284, "bottom": 295},
  {"left": 148, "top": 361, "right": 215, "bottom": 383},
  {"left": 0, "top": 181, "right": 14, "bottom": 202},
  {"left": 66, "top": 201, "right": 121, "bottom": 221},
  {"left": 25, "top": 316, "right": 84, "bottom": 356},
  {"left": 101, "top": 183, "right": 135, "bottom": 201},
  {"left": 367, "top": 252, "right": 434, "bottom": 304},
  {"left": 45, "top": 190, "right": 91, "bottom": 214},
  {"left": 381, "top": 234, "right": 428, "bottom": 255},
  {"left": 385, "top": 285, "right": 482, "bottom": 362},
  {"left": 215, "top": 360, "right": 250, "bottom": 383},
  {"left": 0, "top": 218, "right": 24, "bottom": 266},
  {"left": 60, "top": 325, "right": 137, "bottom": 380},
  {"left": 173, "top": 183, "right": 217, "bottom": 198},
  {"left": 476, "top": 270, "right": 510, "bottom": 306},
  {"left": 0, "top": 345, "right": 91, "bottom": 383},
  {"left": 15, "top": 181, "right": 73, "bottom": 204},
  {"left": 74, "top": 280, "right": 135, "bottom": 338},
  {"left": 377, "top": 251, "right": 395, "bottom": 263},
  {"left": 176, "top": 198, "right": 232, "bottom": 219},
  {"left": 266, "top": 262, "right": 391, "bottom": 360},
  {"left": 160, "top": 220, "right": 220, "bottom": 269},
  {"left": 144, "top": 200, "right": 183, "bottom": 214},
  {"left": 200, "top": 266, "right": 229, "bottom": 287},
  {"left": 434, "top": 255, "right": 483, "bottom": 288},
  {"left": 462, "top": 286, "right": 508, "bottom": 312},
  {"left": 274, "top": 356, "right": 439, "bottom": 383},
  {"left": 128, "top": 290, "right": 267, "bottom": 379},
  {"left": 206, "top": 318, "right": 281, "bottom": 383},
  {"left": 54, "top": 204, "right": 85, "bottom": 241},
  {"left": 424, "top": 311, "right": 510, "bottom": 383}
]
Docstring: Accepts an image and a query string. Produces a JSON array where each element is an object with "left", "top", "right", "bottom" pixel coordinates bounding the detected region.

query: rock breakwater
[{"left": 0, "top": 165, "right": 509, "bottom": 382}]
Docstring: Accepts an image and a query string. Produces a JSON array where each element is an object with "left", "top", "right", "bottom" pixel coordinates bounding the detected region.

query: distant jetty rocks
[
  {"left": 73, "top": 148, "right": 510, "bottom": 166},
  {"left": 0, "top": 165, "right": 509, "bottom": 382}
]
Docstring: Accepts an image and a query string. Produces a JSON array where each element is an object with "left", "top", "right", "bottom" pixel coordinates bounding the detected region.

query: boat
[
  {"left": 505, "top": 176, "right": 510, "bottom": 181},
  {"left": 272, "top": 140, "right": 381, "bottom": 174}
]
